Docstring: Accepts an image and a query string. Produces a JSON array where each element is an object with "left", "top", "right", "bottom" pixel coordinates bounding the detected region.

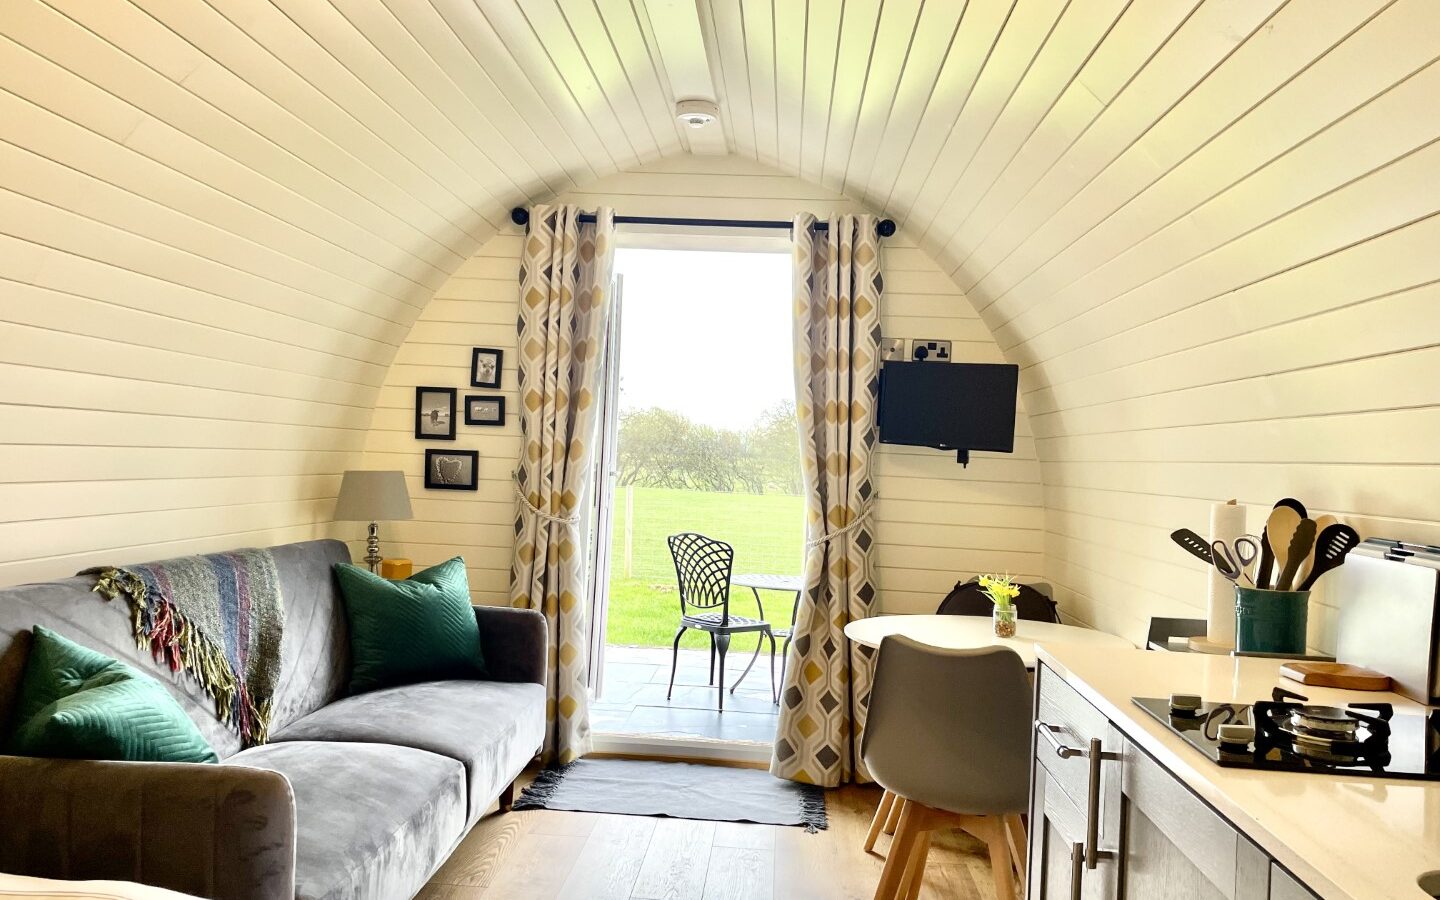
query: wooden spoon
[
  {"left": 1260, "top": 505, "right": 1302, "bottom": 590},
  {"left": 1277, "top": 517, "right": 1317, "bottom": 591}
]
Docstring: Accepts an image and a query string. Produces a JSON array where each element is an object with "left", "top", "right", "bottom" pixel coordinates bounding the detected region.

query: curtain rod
[{"left": 509, "top": 207, "right": 897, "bottom": 238}]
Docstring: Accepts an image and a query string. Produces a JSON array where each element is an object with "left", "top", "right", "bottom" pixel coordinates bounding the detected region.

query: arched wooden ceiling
[{"left": 3, "top": 0, "right": 1437, "bottom": 618}]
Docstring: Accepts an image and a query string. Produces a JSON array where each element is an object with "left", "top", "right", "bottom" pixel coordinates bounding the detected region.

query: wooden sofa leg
[{"left": 499, "top": 779, "right": 517, "bottom": 812}]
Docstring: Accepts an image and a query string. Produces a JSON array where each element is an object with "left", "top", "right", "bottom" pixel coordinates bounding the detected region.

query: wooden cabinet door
[
  {"left": 1118, "top": 737, "right": 1251, "bottom": 900},
  {"left": 1027, "top": 760, "right": 1119, "bottom": 900},
  {"left": 1269, "top": 865, "right": 1321, "bottom": 900}
]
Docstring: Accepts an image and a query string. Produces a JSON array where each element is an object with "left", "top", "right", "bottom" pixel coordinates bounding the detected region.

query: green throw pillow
[
  {"left": 334, "top": 557, "right": 485, "bottom": 694},
  {"left": 6, "top": 626, "right": 218, "bottom": 764}
]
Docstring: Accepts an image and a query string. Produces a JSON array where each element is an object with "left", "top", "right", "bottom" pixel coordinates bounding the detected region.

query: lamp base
[{"left": 364, "top": 521, "right": 383, "bottom": 573}]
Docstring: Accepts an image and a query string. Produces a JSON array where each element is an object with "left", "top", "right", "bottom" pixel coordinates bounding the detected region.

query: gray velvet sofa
[{"left": 0, "top": 540, "right": 548, "bottom": 900}]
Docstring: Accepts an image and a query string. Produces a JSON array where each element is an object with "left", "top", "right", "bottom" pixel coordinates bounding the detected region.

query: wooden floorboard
[{"left": 429, "top": 772, "right": 1001, "bottom": 899}]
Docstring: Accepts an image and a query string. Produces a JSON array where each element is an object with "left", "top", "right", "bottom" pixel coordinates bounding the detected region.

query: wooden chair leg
[
  {"left": 884, "top": 792, "right": 904, "bottom": 834},
  {"left": 1004, "top": 813, "right": 1028, "bottom": 883},
  {"left": 865, "top": 790, "right": 896, "bottom": 853},
  {"left": 872, "top": 800, "right": 922, "bottom": 900},
  {"left": 899, "top": 829, "right": 932, "bottom": 900},
  {"left": 983, "top": 818, "right": 1016, "bottom": 900},
  {"left": 498, "top": 778, "right": 516, "bottom": 812}
]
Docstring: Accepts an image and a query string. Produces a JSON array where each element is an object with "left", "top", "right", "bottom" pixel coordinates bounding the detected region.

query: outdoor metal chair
[{"left": 666, "top": 532, "right": 777, "bottom": 711}]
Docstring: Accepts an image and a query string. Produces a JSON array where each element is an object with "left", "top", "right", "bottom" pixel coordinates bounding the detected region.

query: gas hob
[{"left": 1132, "top": 688, "right": 1440, "bottom": 780}]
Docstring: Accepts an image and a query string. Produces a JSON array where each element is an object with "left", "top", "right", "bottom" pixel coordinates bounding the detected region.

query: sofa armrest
[
  {"left": 0, "top": 755, "right": 295, "bottom": 900},
  {"left": 474, "top": 605, "right": 548, "bottom": 685}
]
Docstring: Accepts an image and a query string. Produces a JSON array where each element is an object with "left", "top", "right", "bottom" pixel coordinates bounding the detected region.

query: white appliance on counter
[{"left": 1334, "top": 544, "right": 1440, "bottom": 704}]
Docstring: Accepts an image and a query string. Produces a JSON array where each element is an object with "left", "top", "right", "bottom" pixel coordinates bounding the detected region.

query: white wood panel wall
[
  {"left": 355, "top": 156, "right": 1045, "bottom": 612},
  {"left": 0, "top": 0, "right": 502, "bottom": 584},
  {"left": 934, "top": 0, "right": 1440, "bottom": 652}
]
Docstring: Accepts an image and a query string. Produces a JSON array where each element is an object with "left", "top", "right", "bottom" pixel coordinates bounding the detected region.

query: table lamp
[{"left": 334, "top": 470, "right": 413, "bottom": 573}]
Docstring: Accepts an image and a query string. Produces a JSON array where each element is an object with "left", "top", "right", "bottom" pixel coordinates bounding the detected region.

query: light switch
[{"left": 880, "top": 337, "right": 907, "bottom": 362}]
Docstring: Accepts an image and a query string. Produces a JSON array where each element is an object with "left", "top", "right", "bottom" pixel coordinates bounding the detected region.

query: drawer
[
  {"left": 1122, "top": 736, "right": 1240, "bottom": 898},
  {"left": 1035, "top": 664, "right": 1114, "bottom": 804}
]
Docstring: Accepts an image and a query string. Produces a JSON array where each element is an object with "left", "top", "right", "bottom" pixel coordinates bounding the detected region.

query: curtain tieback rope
[
  {"left": 805, "top": 497, "right": 877, "bottom": 549},
  {"left": 512, "top": 470, "right": 582, "bottom": 527}
]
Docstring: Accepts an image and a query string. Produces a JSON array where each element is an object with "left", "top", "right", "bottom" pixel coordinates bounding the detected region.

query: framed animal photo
[
  {"left": 424, "top": 449, "right": 478, "bottom": 491},
  {"left": 464, "top": 395, "right": 506, "bottom": 427},
  {"left": 470, "top": 347, "right": 503, "bottom": 389},
  {"left": 414, "top": 387, "right": 457, "bottom": 440}
]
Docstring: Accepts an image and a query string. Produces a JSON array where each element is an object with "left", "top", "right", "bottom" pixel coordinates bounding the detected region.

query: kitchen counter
[{"left": 1037, "top": 644, "right": 1440, "bottom": 900}]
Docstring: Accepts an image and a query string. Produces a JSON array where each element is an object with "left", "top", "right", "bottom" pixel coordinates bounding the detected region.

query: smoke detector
[{"left": 675, "top": 99, "right": 719, "bottom": 129}]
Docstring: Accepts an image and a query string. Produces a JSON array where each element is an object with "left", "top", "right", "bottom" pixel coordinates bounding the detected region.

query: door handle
[
  {"left": 1036, "top": 723, "right": 1119, "bottom": 871},
  {"left": 1035, "top": 720, "right": 1084, "bottom": 758},
  {"left": 1070, "top": 841, "right": 1085, "bottom": 900},
  {"left": 1082, "top": 737, "right": 1119, "bottom": 869}
]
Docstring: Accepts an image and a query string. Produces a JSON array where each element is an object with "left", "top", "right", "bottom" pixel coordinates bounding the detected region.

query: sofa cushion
[
  {"left": 225, "top": 741, "right": 465, "bottom": 900},
  {"left": 270, "top": 680, "right": 545, "bottom": 820},
  {"left": 8, "top": 627, "right": 217, "bottom": 764},
  {"left": 333, "top": 560, "right": 485, "bottom": 694}
]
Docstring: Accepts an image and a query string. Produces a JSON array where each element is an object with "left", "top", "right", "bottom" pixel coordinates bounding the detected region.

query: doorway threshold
[{"left": 592, "top": 732, "right": 772, "bottom": 767}]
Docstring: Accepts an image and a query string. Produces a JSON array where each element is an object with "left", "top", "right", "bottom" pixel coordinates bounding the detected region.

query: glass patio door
[{"left": 583, "top": 275, "right": 624, "bottom": 696}]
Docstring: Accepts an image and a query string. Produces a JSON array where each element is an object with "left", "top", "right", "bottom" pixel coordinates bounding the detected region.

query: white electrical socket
[
  {"left": 912, "top": 339, "right": 952, "bottom": 362},
  {"left": 880, "top": 337, "right": 907, "bottom": 362}
]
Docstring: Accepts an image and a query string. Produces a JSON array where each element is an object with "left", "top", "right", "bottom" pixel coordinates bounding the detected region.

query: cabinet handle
[
  {"left": 1036, "top": 723, "right": 1121, "bottom": 871},
  {"left": 1070, "top": 841, "right": 1085, "bottom": 900},
  {"left": 1083, "top": 737, "right": 1114, "bottom": 870},
  {"left": 1035, "top": 721, "right": 1085, "bottom": 758}
]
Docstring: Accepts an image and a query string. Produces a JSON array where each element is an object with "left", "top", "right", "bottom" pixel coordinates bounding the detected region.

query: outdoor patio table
[{"left": 730, "top": 573, "right": 803, "bottom": 700}]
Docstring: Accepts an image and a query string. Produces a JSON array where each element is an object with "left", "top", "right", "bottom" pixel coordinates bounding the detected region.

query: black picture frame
[
  {"left": 464, "top": 395, "right": 506, "bottom": 426},
  {"left": 414, "top": 386, "right": 457, "bottom": 440},
  {"left": 424, "top": 449, "right": 479, "bottom": 491},
  {"left": 470, "top": 347, "right": 503, "bottom": 389}
]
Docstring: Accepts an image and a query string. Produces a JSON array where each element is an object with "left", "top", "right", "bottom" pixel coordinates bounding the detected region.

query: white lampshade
[{"left": 334, "top": 470, "right": 413, "bottom": 522}]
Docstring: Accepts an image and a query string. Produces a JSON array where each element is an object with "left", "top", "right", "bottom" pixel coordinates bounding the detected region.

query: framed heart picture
[{"left": 424, "top": 449, "right": 479, "bottom": 491}]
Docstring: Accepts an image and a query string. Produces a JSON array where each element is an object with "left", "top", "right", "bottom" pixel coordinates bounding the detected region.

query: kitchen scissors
[{"left": 1211, "top": 535, "right": 1262, "bottom": 586}]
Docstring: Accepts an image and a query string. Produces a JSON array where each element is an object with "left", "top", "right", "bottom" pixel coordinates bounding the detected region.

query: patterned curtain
[
  {"left": 771, "top": 213, "right": 884, "bottom": 787},
  {"left": 510, "top": 204, "right": 616, "bottom": 765}
]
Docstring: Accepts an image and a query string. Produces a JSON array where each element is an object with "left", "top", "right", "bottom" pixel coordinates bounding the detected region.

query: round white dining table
[{"left": 843, "top": 614, "right": 1132, "bottom": 668}]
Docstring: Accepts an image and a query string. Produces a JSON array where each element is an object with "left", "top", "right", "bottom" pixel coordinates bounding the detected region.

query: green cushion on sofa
[
  {"left": 334, "top": 557, "right": 485, "bottom": 694},
  {"left": 6, "top": 625, "right": 218, "bottom": 763}
]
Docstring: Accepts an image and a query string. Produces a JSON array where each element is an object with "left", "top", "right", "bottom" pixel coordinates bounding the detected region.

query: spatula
[
  {"left": 1274, "top": 497, "right": 1308, "bottom": 520},
  {"left": 1170, "top": 529, "right": 1215, "bottom": 566},
  {"left": 1259, "top": 505, "right": 1302, "bottom": 590},
  {"left": 1276, "top": 517, "right": 1317, "bottom": 591},
  {"left": 1299, "top": 523, "right": 1361, "bottom": 591}
]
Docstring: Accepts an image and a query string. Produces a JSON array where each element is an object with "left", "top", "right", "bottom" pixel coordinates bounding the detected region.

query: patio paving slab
[{"left": 593, "top": 645, "right": 780, "bottom": 744}]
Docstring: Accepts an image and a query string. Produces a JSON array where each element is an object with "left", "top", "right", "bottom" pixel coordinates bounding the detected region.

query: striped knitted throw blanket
[{"left": 82, "top": 548, "right": 285, "bottom": 746}]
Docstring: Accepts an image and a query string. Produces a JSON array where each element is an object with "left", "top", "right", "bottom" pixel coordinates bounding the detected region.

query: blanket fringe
[{"left": 89, "top": 567, "right": 270, "bottom": 745}]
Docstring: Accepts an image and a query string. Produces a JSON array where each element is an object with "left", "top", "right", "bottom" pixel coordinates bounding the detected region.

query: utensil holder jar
[{"left": 1234, "top": 585, "right": 1309, "bottom": 654}]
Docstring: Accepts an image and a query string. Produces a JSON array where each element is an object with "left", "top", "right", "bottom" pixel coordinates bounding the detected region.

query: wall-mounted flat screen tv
[{"left": 878, "top": 361, "right": 1019, "bottom": 456}]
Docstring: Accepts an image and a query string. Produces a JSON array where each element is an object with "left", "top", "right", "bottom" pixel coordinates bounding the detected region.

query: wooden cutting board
[{"left": 1280, "top": 661, "right": 1392, "bottom": 692}]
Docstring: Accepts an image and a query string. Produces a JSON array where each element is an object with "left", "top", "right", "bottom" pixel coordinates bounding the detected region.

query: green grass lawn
[{"left": 604, "top": 486, "right": 804, "bottom": 652}]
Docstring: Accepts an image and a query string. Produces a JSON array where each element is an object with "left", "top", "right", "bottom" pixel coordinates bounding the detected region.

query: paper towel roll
[{"left": 1206, "top": 500, "right": 1247, "bottom": 646}]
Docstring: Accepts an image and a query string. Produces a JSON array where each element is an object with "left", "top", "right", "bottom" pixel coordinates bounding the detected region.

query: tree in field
[
  {"left": 617, "top": 402, "right": 801, "bottom": 495},
  {"left": 748, "top": 400, "right": 802, "bottom": 495}
]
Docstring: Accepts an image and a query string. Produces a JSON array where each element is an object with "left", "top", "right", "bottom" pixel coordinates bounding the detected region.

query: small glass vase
[{"left": 993, "top": 604, "right": 1017, "bottom": 638}]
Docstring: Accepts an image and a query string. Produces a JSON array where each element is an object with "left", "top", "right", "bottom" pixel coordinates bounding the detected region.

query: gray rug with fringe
[{"left": 513, "top": 759, "right": 827, "bottom": 832}]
